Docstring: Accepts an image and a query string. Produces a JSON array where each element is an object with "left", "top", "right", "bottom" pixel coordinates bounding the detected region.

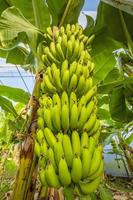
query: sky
[{"left": 83, "top": 0, "right": 100, "bottom": 10}]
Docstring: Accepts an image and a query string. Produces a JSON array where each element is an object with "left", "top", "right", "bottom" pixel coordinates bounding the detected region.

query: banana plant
[{"left": 0, "top": 0, "right": 133, "bottom": 199}]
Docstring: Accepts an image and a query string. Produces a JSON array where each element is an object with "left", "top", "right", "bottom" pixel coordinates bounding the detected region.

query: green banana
[
  {"left": 61, "top": 34, "right": 67, "bottom": 55},
  {"left": 37, "top": 117, "right": 44, "bottom": 130},
  {"left": 43, "top": 128, "right": 56, "bottom": 148},
  {"left": 62, "top": 134, "right": 73, "bottom": 167},
  {"left": 85, "top": 86, "right": 97, "bottom": 104},
  {"left": 81, "top": 132, "right": 89, "bottom": 149},
  {"left": 45, "top": 163, "right": 60, "bottom": 188},
  {"left": 61, "top": 104, "right": 69, "bottom": 131},
  {"left": 43, "top": 108, "right": 54, "bottom": 131},
  {"left": 62, "top": 69, "right": 70, "bottom": 91},
  {"left": 88, "top": 137, "right": 96, "bottom": 158},
  {"left": 81, "top": 147, "right": 91, "bottom": 179},
  {"left": 79, "top": 176, "right": 101, "bottom": 194},
  {"left": 83, "top": 113, "right": 96, "bottom": 132},
  {"left": 66, "top": 40, "right": 73, "bottom": 59},
  {"left": 43, "top": 75, "right": 56, "bottom": 93},
  {"left": 36, "top": 129, "right": 44, "bottom": 144},
  {"left": 51, "top": 105, "right": 61, "bottom": 131},
  {"left": 39, "top": 169, "right": 48, "bottom": 186},
  {"left": 75, "top": 63, "right": 82, "bottom": 78},
  {"left": 61, "top": 60, "right": 68, "bottom": 78},
  {"left": 70, "top": 92, "right": 77, "bottom": 110},
  {"left": 72, "top": 131, "right": 81, "bottom": 156},
  {"left": 69, "top": 74, "right": 78, "bottom": 93},
  {"left": 78, "top": 95, "right": 86, "bottom": 115},
  {"left": 82, "top": 66, "right": 90, "bottom": 79},
  {"left": 54, "top": 140, "right": 64, "bottom": 165},
  {"left": 89, "top": 145, "right": 102, "bottom": 176},
  {"left": 70, "top": 103, "right": 78, "bottom": 129},
  {"left": 71, "top": 39, "right": 80, "bottom": 61},
  {"left": 34, "top": 141, "right": 41, "bottom": 157},
  {"left": 93, "top": 130, "right": 100, "bottom": 143},
  {"left": 46, "top": 67, "right": 54, "bottom": 85},
  {"left": 49, "top": 42, "right": 59, "bottom": 60},
  {"left": 37, "top": 108, "right": 43, "bottom": 117},
  {"left": 40, "top": 138, "right": 48, "bottom": 157},
  {"left": 78, "top": 105, "right": 88, "bottom": 129},
  {"left": 59, "top": 157, "right": 71, "bottom": 186},
  {"left": 69, "top": 62, "right": 77, "bottom": 78},
  {"left": 56, "top": 42, "right": 65, "bottom": 60},
  {"left": 47, "top": 148, "right": 57, "bottom": 172},
  {"left": 76, "top": 75, "right": 86, "bottom": 96},
  {"left": 88, "top": 160, "right": 104, "bottom": 180},
  {"left": 57, "top": 132, "right": 63, "bottom": 143},
  {"left": 53, "top": 93, "right": 61, "bottom": 113},
  {"left": 61, "top": 91, "right": 69, "bottom": 106},
  {"left": 86, "top": 100, "right": 95, "bottom": 119},
  {"left": 90, "top": 119, "right": 100, "bottom": 135},
  {"left": 53, "top": 68, "right": 62, "bottom": 91},
  {"left": 71, "top": 155, "right": 82, "bottom": 183},
  {"left": 83, "top": 77, "right": 93, "bottom": 94}
]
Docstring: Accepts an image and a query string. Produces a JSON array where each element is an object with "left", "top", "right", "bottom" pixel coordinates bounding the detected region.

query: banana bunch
[
  {"left": 35, "top": 130, "right": 104, "bottom": 194},
  {"left": 37, "top": 91, "right": 100, "bottom": 136},
  {"left": 35, "top": 24, "right": 103, "bottom": 195},
  {"left": 41, "top": 60, "right": 94, "bottom": 96}
]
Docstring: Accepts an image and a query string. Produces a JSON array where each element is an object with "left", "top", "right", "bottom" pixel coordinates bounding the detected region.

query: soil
[{"left": 106, "top": 175, "right": 133, "bottom": 200}]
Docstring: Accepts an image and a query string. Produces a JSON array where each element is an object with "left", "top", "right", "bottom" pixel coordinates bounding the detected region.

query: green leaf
[
  {"left": 125, "top": 134, "right": 133, "bottom": 145},
  {"left": 92, "top": 31, "right": 124, "bottom": 84},
  {"left": 10, "top": 0, "right": 51, "bottom": 31},
  {"left": 109, "top": 87, "right": 133, "bottom": 122},
  {"left": 46, "top": 0, "right": 84, "bottom": 26},
  {"left": 98, "top": 77, "right": 133, "bottom": 94},
  {"left": 0, "top": 96, "right": 18, "bottom": 117},
  {"left": 98, "top": 184, "right": 113, "bottom": 200},
  {"left": 0, "top": 85, "right": 30, "bottom": 104},
  {"left": 6, "top": 46, "right": 29, "bottom": 65},
  {"left": 0, "top": 6, "right": 40, "bottom": 50},
  {"left": 83, "top": 15, "right": 94, "bottom": 36},
  {"left": 0, "top": 0, "right": 10, "bottom": 15},
  {"left": 102, "top": 0, "right": 133, "bottom": 18},
  {"left": 97, "top": 108, "right": 110, "bottom": 120}
]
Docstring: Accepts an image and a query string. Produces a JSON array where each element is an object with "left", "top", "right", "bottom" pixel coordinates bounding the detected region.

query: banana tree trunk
[{"left": 11, "top": 75, "right": 41, "bottom": 200}]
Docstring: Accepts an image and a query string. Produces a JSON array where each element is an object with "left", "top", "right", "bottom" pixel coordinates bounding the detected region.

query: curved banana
[
  {"left": 53, "top": 93, "right": 61, "bottom": 113},
  {"left": 36, "top": 129, "right": 44, "bottom": 144},
  {"left": 89, "top": 145, "right": 103, "bottom": 176},
  {"left": 61, "top": 34, "right": 67, "bottom": 55},
  {"left": 78, "top": 95, "right": 86, "bottom": 115},
  {"left": 40, "top": 138, "right": 48, "bottom": 157},
  {"left": 61, "top": 104, "right": 69, "bottom": 130},
  {"left": 39, "top": 169, "right": 48, "bottom": 186},
  {"left": 37, "top": 117, "right": 44, "bottom": 130},
  {"left": 81, "top": 132, "right": 89, "bottom": 149},
  {"left": 56, "top": 42, "right": 65, "bottom": 60},
  {"left": 83, "top": 78, "right": 93, "bottom": 94},
  {"left": 79, "top": 176, "right": 101, "bottom": 194},
  {"left": 61, "top": 91, "right": 69, "bottom": 106},
  {"left": 88, "top": 159, "right": 104, "bottom": 180},
  {"left": 90, "top": 119, "right": 100, "bottom": 136},
  {"left": 70, "top": 92, "right": 77, "bottom": 110},
  {"left": 46, "top": 67, "right": 54, "bottom": 85},
  {"left": 71, "top": 39, "right": 80, "bottom": 61},
  {"left": 78, "top": 105, "right": 88, "bottom": 129},
  {"left": 76, "top": 75, "right": 86, "bottom": 96},
  {"left": 45, "top": 163, "right": 60, "bottom": 188},
  {"left": 34, "top": 141, "right": 41, "bottom": 157},
  {"left": 43, "top": 128, "right": 56, "bottom": 148},
  {"left": 66, "top": 40, "right": 73, "bottom": 59},
  {"left": 69, "top": 74, "right": 78, "bottom": 93},
  {"left": 71, "top": 155, "right": 82, "bottom": 183},
  {"left": 47, "top": 148, "right": 58, "bottom": 172},
  {"left": 53, "top": 68, "right": 62, "bottom": 91},
  {"left": 81, "top": 147, "right": 91, "bottom": 179},
  {"left": 70, "top": 103, "right": 78, "bottom": 129},
  {"left": 61, "top": 60, "right": 68, "bottom": 78},
  {"left": 83, "top": 113, "right": 96, "bottom": 132},
  {"left": 72, "top": 131, "right": 81, "bottom": 156},
  {"left": 43, "top": 108, "right": 54, "bottom": 131},
  {"left": 59, "top": 157, "right": 71, "bottom": 186},
  {"left": 69, "top": 61, "right": 77, "bottom": 78},
  {"left": 88, "top": 136, "right": 96, "bottom": 158},
  {"left": 43, "top": 75, "right": 56, "bottom": 93},
  {"left": 85, "top": 86, "right": 97, "bottom": 104},
  {"left": 86, "top": 100, "right": 95, "bottom": 119},
  {"left": 52, "top": 105, "right": 61, "bottom": 131},
  {"left": 62, "top": 69, "right": 70, "bottom": 91},
  {"left": 54, "top": 140, "right": 64, "bottom": 165},
  {"left": 57, "top": 132, "right": 63, "bottom": 143},
  {"left": 62, "top": 134, "right": 73, "bottom": 167}
]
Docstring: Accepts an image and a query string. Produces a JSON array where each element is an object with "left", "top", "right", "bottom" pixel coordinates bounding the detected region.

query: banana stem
[{"left": 11, "top": 74, "right": 41, "bottom": 200}]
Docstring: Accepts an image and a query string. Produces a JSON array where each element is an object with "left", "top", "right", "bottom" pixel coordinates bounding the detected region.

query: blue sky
[{"left": 83, "top": 0, "right": 100, "bottom": 11}]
